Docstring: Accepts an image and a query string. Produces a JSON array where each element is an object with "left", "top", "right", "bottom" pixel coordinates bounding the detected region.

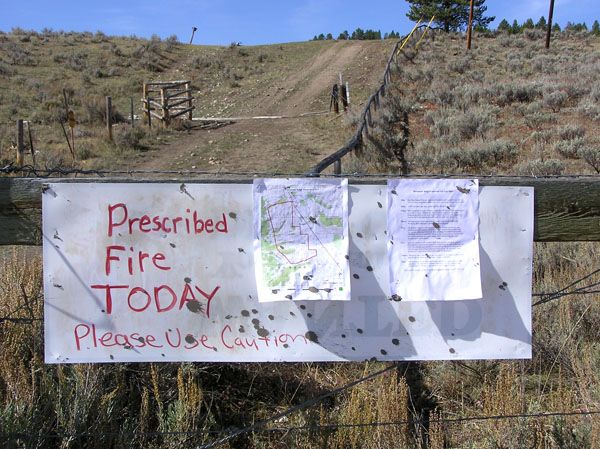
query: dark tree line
[
  {"left": 311, "top": 18, "right": 598, "bottom": 42},
  {"left": 310, "top": 0, "right": 598, "bottom": 41},
  {"left": 497, "top": 17, "right": 598, "bottom": 34},
  {"left": 312, "top": 28, "right": 401, "bottom": 41}
]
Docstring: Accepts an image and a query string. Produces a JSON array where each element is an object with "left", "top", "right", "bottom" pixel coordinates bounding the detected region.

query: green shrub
[
  {"left": 543, "top": 90, "right": 568, "bottom": 112},
  {"left": 524, "top": 28, "right": 544, "bottom": 40},
  {"left": 557, "top": 125, "right": 585, "bottom": 141},
  {"left": 525, "top": 112, "right": 558, "bottom": 129},
  {"left": 487, "top": 83, "right": 542, "bottom": 106},
  {"left": 579, "top": 147, "right": 600, "bottom": 173},
  {"left": 517, "top": 158, "right": 565, "bottom": 176},
  {"left": 447, "top": 56, "right": 470, "bottom": 74},
  {"left": 76, "top": 146, "right": 97, "bottom": 160},
  {"left": 115, "top": 127, "right": 147, "bottom": 150},
  {"left": 0, "top": 61, "right": 15, "bottom": 76},
  {"left": 554, "top": 137, "right": 584, "bottom": 158},
  {"left": 2, "top": 41, "right": 37, "bottom": 66},
  {"left": 578, "top": 100, "right": 600, "bottom": 121},
  {"left": 435, "top": 140, "right": 517, "bottom": 173}
]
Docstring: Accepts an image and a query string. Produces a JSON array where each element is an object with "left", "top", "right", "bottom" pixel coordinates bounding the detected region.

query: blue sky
[{"left": 2, "top": 0, "right": 599, "bottom": 45}]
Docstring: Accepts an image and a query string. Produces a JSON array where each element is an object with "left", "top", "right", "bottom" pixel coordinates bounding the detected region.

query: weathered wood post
[
  {"left": 466, "top": 0, "right": 475, "bottom": 50},
  {"left": 142, "top": 83, "right": 149, "bottom": 126},
  {"left": 146, "top": 96, "right": 152, "bottom": 128},
  {"left": 341, "top": 84, "right": 348, "bottom": 111},
  {"left": 106, "top": 96, "right": 113, "bottom": 141},
  {"left": 27, "top": 121, "right": 35, "bottom": 167},
  {"left": 346, "top": 82, "right": 350, "bottom": 107},
  {"left": 161, "top": 87, "right": 170, "bottom": 127},
  {"left": 16, "top": 119, "right": 24, "bottom": 167},
  {"left": 331, "top": 84, "right": 339, "bottom": 114},
  {"left": 186, "top": 82, "right": 193, "bottom": 120},
  {"left": 333, "top": 159, "right": 342, "bottom": 175},
  {"left": 130, "top": 97, "right": 134, "bottom": 128}
]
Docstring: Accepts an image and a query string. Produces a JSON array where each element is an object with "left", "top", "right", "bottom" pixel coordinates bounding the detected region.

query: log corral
[{"left": 142, "top": 80, "right": 194, "bottom": 127}]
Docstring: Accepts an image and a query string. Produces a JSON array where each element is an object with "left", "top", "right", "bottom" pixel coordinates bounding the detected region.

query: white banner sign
[{"left": 43, "top": 182, "right": 533, "bottom": 363}]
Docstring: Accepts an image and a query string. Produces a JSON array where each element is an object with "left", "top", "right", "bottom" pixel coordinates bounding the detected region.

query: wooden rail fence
[
  {"left": 307, "top": 25, "right": 432, "bottom": 176},
  {"left": 1, "top": 177, "right": 600, "bottom": 245},
  {"left": 142, "top": 80, "right": 194, "bottom": 127}
]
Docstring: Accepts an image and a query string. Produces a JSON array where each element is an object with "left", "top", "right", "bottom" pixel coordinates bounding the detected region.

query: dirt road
[{"left": 138, "top": 40, "right": 394, "bottom": 174}]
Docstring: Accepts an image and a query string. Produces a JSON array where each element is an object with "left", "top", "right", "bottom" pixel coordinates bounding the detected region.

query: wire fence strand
[
  {"left": 2, "top": 406, "right": 599, "bottom": 443},
  {"left": 5, "top": 163, "right": 600, "bottom": 179}
]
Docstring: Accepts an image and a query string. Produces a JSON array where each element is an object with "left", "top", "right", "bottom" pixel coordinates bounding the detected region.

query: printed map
[{"left": 253, "top": 178, "right": 350, "bottom": 302}]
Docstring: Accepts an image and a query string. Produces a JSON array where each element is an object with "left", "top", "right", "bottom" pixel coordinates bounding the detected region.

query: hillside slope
[
  {"left": 0, "top": 31, "right": 393, "bottom": 173},
  {"left": 141, "top": 40, "right": 393, "bottom": 173}
]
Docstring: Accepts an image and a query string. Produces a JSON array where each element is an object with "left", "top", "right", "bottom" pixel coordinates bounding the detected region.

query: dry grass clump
[{"left": 328, "top": 368, "right": 411, "bottom": 449}]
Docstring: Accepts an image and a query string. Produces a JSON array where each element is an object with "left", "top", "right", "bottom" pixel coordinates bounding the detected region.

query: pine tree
[
  {"left": 510, "top": 19, "right": 521, "bottom": 34},
  {"left": 535, "top": 16, "right": 547, "bottom": 30},
  {"left": 497, "top": 19, "right": 510, "bottom": 32},
  {"left": 593, "top": 20, "right": 600, "bottom": 36},
  {"left": 523, "top": 18, "right": 535, "bottom": 29},
  {"left": 406, "top": 0, "right": 494, "bottom": 33}
]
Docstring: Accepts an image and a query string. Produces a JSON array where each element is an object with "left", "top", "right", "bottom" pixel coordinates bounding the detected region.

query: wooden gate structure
[{"left": 142, "top": 80, "right": 194, "bottom": 127}]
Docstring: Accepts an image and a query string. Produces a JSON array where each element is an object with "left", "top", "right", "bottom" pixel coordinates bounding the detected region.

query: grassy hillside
[
  {"left": 1, "top": 28, "right": 600, "bottom": 449},
  {"left": 355, "top": 29, "right": 600, "bottom": 176},
  {"left": 0, "top": 29, "right": 391, "bottom": 173}
]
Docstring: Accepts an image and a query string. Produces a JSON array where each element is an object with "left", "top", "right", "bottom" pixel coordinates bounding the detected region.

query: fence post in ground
[
  {"left": 161, "top": 88, "right": 170, "bottom": 127},
  {"left": 27, "top": 121, "right": 35, "bottom": 168},
  {"left": 341, "top": 84, "right": 348, "bottom": 111},
  {"left": 333, "top": 159, "right": 342, "bottom": 175},
  {"left": 16, "top": 119, "right": 24, "bottom": 167},
  {"left": 106, "top": 96, "right": 113, "bottom": 141},
  {"left": 130, "top": 97, "right": 135, "bottom": 128},
  {"left": 186, "top": 82, "right": 193, "bottom": 120},
  {"left": 345, "top": 82, "right": 350, "bottom": 106},
  {"left": 330, "top": 84, "right": 339, "bottom": 114},
  {"left": 143, "top": 83, "right": 149, "bottom": 126}
]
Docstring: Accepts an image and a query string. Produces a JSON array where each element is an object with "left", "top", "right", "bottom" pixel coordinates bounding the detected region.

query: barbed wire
[
  {"left": 259, "top": 409, "right": 600, "bottom": 433},
  {"left": 0, "top": 266, "right": 598, "bottom": 325},
  {"left": 532, "top": 267, "right": 600, "bottom": 307},
  {"left": 196, "top": 362, "right": 404, "bottom": 449},
  {"left": 2, "top": 407, "right": 598, "bottom": 443},
  {"left": 4, "top": 163, "right": 600, "bottom": 179}
]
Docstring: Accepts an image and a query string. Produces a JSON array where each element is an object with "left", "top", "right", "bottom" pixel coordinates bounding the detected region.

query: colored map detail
[{"left": 254, "top": 179, "right": 349, "bottom": 301}]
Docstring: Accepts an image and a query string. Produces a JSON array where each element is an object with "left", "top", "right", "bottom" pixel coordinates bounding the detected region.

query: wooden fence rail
[{"left": 1, "top": 177, "right": 600, "bottom": 245}]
